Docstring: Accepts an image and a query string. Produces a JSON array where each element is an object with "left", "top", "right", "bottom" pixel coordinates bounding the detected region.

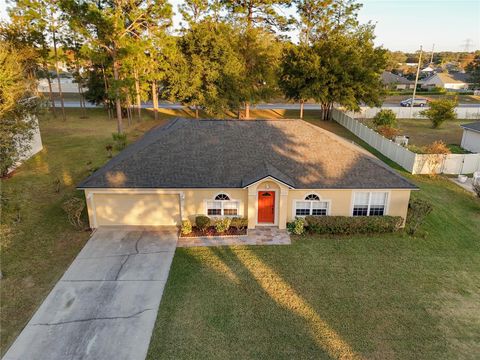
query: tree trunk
[
  {"left": 247, "top": 4, "right": 253, "bottom": 28},
  {"left": 44, "top": 62, "right": 56, "bottom": 116},
  {"left": 52, "top": 26, "right": 66, "bottom": 121},
  {"left": 75, "top": 57, "right": 87, "bottom": 118},
  {"left": 245, "top": 102, "right": 250, "bottom": 119},
  {"left": 195, "top": 105, "right": 199, "bottom": 119},
  {"left": 134, "top": 68, "right": 141, "bottom": 120},
  {"left": 152, "top": 80, "right": 159, "bottom": 121},
  {"left": 101, "top": 65, "right": 112, "bottom": 119},
  {"left": 300, "top": 100, "right": 304, "bottom": 119},
  {"left": 238, "top": 109, "right": 242, "bottom": 119},
  {"left": 112, "top": 52, "right": 123, "bottom": 133},
  {"left": 321, "top": 103, "right": 328, "bottom": 121},
  {"left": 321, "top": 103, "right": 333, "bottom": 121}
]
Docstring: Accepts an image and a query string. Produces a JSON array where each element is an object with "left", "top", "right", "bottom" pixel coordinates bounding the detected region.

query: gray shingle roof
[
  {"left": 381, "top": 71, "right": 414, "bottom": 85},
  {"left": 78, "top": 119, "right": 417, "bottom": 190},
  {"left": 461, "top": 121, "right": 480, "bottom": 133}
]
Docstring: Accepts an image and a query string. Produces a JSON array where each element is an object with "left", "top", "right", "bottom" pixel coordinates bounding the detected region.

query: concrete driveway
[{"left": 3, "top": 227, "right": 178, "bottom": 360}]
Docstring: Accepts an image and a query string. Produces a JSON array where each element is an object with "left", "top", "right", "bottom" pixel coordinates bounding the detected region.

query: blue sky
[{"left": 1, "top": 0, "right": 478, "bottom": 52}]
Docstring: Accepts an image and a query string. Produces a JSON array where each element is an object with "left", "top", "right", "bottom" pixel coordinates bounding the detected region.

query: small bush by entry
[
  {"left": 305, "top": 215, "right": 403, "bottom": 235},
  {"left": 195, "top": 215, "right": 211, "bottom": 232}
]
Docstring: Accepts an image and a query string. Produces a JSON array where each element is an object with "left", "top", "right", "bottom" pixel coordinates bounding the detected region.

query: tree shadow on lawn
[{"left": 148, "top": 245, "right": 365, "bottom": 360}]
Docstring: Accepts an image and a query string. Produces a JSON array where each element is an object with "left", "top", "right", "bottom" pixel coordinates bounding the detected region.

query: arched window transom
[
  {"left": 215, "top": 193, "right": 230, "bottom": 201},
  {"left": 295, "top": 194, "right": 328, "bottom": 217}
]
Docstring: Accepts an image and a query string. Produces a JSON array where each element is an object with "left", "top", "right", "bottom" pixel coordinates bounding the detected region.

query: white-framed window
[
  {"left": 206, "top": 193, "right": 239, "bottom": 216},
  {"left": 352, "top": 192, "right": 388, "bottom": 216},
  {"left": 295, "top": 194, "right": 329, "bottom": 216}
]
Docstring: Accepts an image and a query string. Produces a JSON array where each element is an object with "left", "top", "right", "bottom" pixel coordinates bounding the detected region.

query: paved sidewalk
[{"left": 3, "top": 227, "right": 178, "bottom": 360}]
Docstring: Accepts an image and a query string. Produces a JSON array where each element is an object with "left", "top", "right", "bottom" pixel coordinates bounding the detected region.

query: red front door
[{"left": 258, "top": 191, "right": 275, "bottom": 223}]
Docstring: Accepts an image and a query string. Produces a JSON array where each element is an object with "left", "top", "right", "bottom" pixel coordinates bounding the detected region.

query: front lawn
[{"left": 148, "top": 176, "right": 480, "bottom": 360}]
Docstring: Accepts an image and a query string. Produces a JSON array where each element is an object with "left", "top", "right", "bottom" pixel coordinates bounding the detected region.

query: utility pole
[
  {"left": 410, "top": 45, "right": 423, "bottom": 119},
  {"left": 429, "top": 44, "right": 435, "bottom": 65}
]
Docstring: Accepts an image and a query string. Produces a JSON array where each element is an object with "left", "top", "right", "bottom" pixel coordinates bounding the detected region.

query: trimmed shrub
[
  {"left": 406, "top": 198, "right": 433, "bottom": 235},
  {"left": 230, "top": 217, "right": 248, "bottom": 230},
  {"left": 195, "top": 215, "right": 210, "bottom": 232},
  {"left": 62, "top": 197, "right": 85, "bottom": 229},
  {"left": 305, "top": 215, "right": 403, "bottom": 235},
  {"left": 112, "top": 132, "right": 127, "bottom": 150},
  {"left": 372, "top": 109, "right": 397, "bottom": 128},
  {"left": 287, "top": 217, "right": 305, "bottom": 235},
  {"left": 215, "top": 218, "right": 232, "bottom": 233},
  {"left": 181, "top": 219, "right": 192, "bottom": 235}
]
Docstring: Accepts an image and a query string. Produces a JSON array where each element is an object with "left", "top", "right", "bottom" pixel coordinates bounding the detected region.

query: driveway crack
[
  {"left": 134, "top": 230, "right": 144, "bottom": 254},
  {"left": 31, "top": 309, "right": 153, "bottom": 326},
  {"left": 114, "top": 255, "right": 130, "bottom": 280}
]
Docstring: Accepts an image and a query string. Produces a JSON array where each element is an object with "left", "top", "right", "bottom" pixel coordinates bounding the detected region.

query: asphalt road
[{"left": 60, "top": 101, "right": 480, "bottom": 109}]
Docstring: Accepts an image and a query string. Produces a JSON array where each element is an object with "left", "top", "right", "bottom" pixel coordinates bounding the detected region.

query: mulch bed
[{"left": 180, "top": 226, "right": 247, "bottom": 238}]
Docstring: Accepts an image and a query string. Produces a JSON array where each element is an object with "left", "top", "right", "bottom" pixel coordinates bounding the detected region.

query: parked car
[{"left": 400, "top": 98, "right": 428, "bottom": 107}]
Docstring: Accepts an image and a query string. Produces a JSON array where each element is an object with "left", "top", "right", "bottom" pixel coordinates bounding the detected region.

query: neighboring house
[
  {"left": 381, "top": 71, "right": 415, "bottom": 90},
  {"left": 461, "top": 121, "right": 480, "bottom": 153},
  {"left": 421, "top": 66, "right": 435, "bottom": 73},
  {"left": 78, "top": 119, "right": 417, "bottom": 230},
  {"left": 38, "top": 77, "right": 87, "bottom": 94},
  {"left": 421, "top": 72, "right": 471, "bottom": 90}
]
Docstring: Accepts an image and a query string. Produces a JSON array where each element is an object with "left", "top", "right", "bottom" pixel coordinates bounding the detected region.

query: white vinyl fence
[
  {"left": 331, "top": 109, "right": 480, "bottom": 175},
  {"left": 346, "top": 106, "right": 480, "bottom": 120},
  {"left": 8, "top": 115, "right": 43, "bottom": 174}
]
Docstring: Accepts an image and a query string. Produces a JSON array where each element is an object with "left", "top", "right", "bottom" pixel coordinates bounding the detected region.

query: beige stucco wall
[
  {"left": 84, "top": 185, "right": 412, "bottom": 229},
  {"left": 84, "top": 188, "right": 248, "bottom": 228},
  {"left": 288, "top": 189, "right": 411, "bottom": 224},
  {"left": 387, "top": 190, "right": 411, "bottom": 224},
  {"left": 182, "top": 189, "right": 248, "bottom": 222}
]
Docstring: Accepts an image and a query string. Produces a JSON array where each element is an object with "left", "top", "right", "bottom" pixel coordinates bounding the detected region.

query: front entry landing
[{"left": 258, "top": 191, "right": 275, "bottom": 224}]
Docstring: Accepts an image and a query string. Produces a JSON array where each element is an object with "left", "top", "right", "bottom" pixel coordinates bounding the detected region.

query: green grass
[
  {"left": 447, "top": 144, "right": 472, "bottom": 154},
  {"left": 360, "top": 116, "right": 472, "bottom": 149},
  {"left": 395, "top": 118, "right": 471, "bottom": 147},
  {"left": 2, "top": 107, "right": 480, "bottom": 359}
]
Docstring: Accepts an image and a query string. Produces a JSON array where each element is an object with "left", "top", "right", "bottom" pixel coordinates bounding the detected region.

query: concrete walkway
[
  {"left": 3, "top": 227, "right": 178, "bottom": 360},
  {"left": 449, "top": 177, "right": 478, "bottom": 195}
]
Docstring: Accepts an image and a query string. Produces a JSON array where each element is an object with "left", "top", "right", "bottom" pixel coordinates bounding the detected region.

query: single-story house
[
  {"left": 381, "top": 71, "right": 415, "bottom": 90},
  {"left": 78, "top": 119, "right": 417, "bottom": 230},
  {"left": 461, "top": 121, "right": 480, "bottom": 153},
  {"left": 421, "top": 72, "right": 471, "bottom": 90}
]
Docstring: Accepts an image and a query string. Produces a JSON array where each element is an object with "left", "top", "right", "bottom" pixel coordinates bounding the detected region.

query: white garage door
[{"left": 93, "top": 193, "right": 181, "bottom": 226}]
